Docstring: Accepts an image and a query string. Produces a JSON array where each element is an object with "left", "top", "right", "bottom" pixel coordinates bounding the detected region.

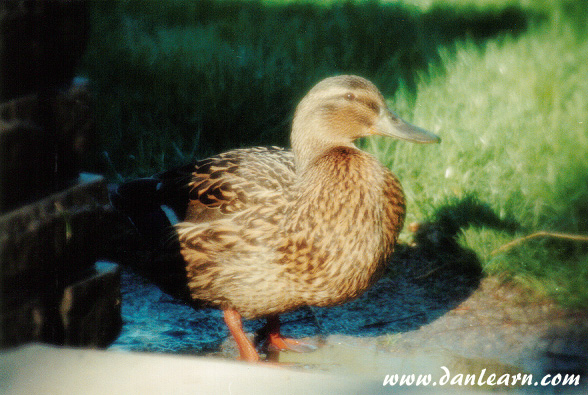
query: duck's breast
[{"left": 278, "top": 146, "right": 405, "bottom": 307}]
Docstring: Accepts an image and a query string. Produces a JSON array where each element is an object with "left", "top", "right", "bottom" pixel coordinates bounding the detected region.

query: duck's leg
[
  {"left": 223, "top": 308, "right": 260, "bottom": 362},
  {"left": 265, "top": 315, "right": 317, "bottom": 353}
]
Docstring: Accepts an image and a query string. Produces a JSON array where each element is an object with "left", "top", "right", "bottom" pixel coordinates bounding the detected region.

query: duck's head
[{"left": 291, "top": 75, "right": 440, "bottom": 170}]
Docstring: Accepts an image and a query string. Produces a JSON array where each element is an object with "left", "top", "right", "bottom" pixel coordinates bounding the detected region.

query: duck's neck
[
  {"left": 292, "top": 138, "right": 355, "bottom": 175},
  {"left": 290, "top": 113, "right": 355, "bottom": 175}
]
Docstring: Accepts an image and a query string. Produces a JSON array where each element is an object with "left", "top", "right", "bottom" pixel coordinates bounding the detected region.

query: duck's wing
[
  {"left": 184, "top": 146, "right": 296, "bottom": 223},
  {"left": 112, "top": 147, "right": 295, "bottom": 234}
]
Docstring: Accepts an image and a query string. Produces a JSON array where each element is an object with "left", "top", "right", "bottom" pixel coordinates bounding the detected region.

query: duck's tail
[
  {"left": 110, "top": 165, "right": 193, "bottom": 248},
  {"left": 109, "top": 169, "right": 195, "bottom": 301}
]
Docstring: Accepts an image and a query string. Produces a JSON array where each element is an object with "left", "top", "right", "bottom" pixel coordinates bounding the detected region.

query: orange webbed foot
[
  {"left": 263, "top": 315, "right": 317, "bottom": 353},
  {"left": 267, "top": 332, "right": 317, "bottom": 353}
]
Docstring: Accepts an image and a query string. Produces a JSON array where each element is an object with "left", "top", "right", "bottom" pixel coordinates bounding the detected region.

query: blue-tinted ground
[{"left": 109, "top": 261, "right": 479, "bottom": 356}]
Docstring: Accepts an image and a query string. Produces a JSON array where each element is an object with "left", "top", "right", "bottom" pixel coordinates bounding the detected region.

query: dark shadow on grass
[
  {"left": 82, "top": 0, "right": 546, "bottom": 178},
  {"left": 392, "top": 194, "right": 518, "bottom": 280}
]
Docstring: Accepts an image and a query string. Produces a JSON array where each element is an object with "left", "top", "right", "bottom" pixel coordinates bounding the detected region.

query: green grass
[{"left": 81, "top": 0, "right": 588, "bottom": 307}]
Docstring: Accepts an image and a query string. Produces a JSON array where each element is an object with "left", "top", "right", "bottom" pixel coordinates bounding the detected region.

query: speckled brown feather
[
  {"left": 174, "top": 75, "right": 421, "bottom": 320},
  {"left": 183, "top": 147, "right": 295, "bottom": 222}
]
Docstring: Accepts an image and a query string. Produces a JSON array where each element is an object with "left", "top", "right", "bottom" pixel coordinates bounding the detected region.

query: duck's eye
[{"left": 345, "top": 93, "right": 355, "bottom": 101}]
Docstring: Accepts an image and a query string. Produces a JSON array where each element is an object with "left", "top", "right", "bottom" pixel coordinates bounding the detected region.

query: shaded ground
[
  {"left": 108, "top": 218, "right": 482, "bottom": 354},
  {"left": 110, "top": 262, "right": 479, "bottom": 355},
  {"left": 110, "top": 265, "right": 588, "bottom": 391}
]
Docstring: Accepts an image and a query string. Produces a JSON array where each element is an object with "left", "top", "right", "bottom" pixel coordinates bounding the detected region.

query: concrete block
[
  {"left": 0, "top": 82, "right": 94, "bottom": 212},
  {"left": 0, "top": 344, "right": 386, "bottom": 395},
  {"left": 52, "top": 78, "right": 94, "bottom": 184}
]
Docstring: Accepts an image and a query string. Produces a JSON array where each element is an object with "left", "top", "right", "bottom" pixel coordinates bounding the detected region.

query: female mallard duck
[{"left": 114, "top": 75, "right": 440, "bottom": 362}]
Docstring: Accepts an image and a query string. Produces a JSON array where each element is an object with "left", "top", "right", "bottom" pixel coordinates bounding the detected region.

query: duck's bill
[{"left": 376, "top": 110, "right": 441, "bottom": 144}]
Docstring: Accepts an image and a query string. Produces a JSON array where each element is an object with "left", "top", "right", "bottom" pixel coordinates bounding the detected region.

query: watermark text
[{"left": 383, "top": 366, "right": 581, "bottom": 388}]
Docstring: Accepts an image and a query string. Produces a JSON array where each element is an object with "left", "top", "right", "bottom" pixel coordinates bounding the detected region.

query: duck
[{"left": 112, "top": 75, "right": 440, "bottom": 362}]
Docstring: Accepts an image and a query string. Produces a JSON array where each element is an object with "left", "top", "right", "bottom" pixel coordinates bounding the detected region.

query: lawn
[{"left": 80, "top": 0, "right": 588, "bottom": 308}]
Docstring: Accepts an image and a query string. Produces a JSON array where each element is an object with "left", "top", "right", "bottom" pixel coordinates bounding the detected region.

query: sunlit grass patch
[{"left": 365, "top": 7, "right": 588, "bottom": 306}]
